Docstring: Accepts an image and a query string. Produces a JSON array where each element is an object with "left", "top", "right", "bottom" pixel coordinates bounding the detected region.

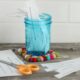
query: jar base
[{"left": 27, "top": 51, "right": 47, "bottom": 56}]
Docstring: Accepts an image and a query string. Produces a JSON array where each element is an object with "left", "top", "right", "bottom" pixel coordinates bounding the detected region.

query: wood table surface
[{"left": 0, "top": 43, "right": 80, "bottom": 80}]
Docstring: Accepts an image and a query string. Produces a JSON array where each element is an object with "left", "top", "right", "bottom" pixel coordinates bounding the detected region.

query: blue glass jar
[{"left": 24, "top": 13, "right": 52, "bottom": 56}]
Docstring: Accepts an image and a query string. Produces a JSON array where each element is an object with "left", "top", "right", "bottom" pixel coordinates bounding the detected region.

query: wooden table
[{"left": 0, "top": 43, "right": 80, "bottom": 80}]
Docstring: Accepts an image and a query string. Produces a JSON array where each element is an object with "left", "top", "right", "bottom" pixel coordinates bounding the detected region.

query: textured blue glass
[{"left": 24, "top": 13, "right": 52, "bottom": 56}]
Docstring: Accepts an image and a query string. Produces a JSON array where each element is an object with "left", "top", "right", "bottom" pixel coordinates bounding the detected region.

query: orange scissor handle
[
  {"left": 17, "top": 64, "right": 40, "bottom": 75},
  {"left": 26, "top": 64, "right": 40, "bottom": 72},
  {"left": 17, "top": 65, "right": 32, "bottom": 75}
]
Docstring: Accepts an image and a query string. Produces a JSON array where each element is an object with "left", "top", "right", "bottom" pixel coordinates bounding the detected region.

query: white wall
[{"left": 0, "top": 0, "right": 80, "bottom": 43}]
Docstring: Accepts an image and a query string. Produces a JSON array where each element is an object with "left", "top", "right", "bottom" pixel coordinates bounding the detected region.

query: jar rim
[{"left": 24, "top": 13, "right": 52, "bottom": 24}]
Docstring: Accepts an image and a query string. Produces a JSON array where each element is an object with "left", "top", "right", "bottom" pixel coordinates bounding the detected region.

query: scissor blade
[{"left": 0, "top": 60, "right": 17, "bottom": 68}]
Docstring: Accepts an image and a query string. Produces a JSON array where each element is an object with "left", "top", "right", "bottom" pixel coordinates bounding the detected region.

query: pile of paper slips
[{"left": 41, "top": 58, "right": 80, "bottom": 79}]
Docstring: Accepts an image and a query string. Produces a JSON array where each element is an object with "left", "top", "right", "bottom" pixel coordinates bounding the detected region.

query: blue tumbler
[{"left": 24, "top": 13, "right": 52, "bottom": 56}]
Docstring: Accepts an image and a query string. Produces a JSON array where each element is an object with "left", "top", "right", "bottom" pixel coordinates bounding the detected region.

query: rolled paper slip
[{"left": 25, "top": 0, "right": 40, "bottom": 19}]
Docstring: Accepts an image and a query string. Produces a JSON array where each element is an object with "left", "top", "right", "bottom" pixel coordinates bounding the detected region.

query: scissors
[{"left": 0, "top": 60, "right": 40, "bottom": 75}]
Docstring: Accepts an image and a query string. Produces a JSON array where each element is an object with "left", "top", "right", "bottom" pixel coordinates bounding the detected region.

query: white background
[{"left": 0, "top": 0, "right": 80, "bottom": 43}]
